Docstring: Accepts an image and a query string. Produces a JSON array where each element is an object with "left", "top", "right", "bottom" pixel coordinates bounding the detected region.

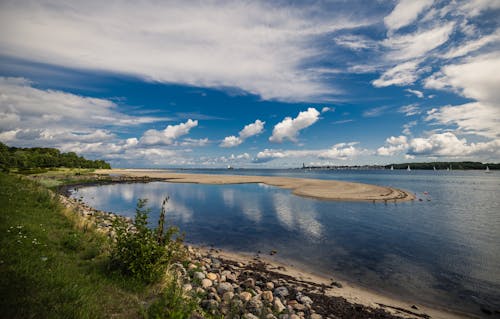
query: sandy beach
[{"left": 95, "top": 169, "right": 415, "bottom": 202}]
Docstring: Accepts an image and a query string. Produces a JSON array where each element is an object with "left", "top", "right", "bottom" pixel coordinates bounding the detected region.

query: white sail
[{"left": 407, "top": 165, "right": 411, "bottom": 171}]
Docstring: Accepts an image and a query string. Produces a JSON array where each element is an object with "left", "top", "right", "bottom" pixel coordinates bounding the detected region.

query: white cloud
[
  {"left": 383, "top": 23, "right": 454, "bottom": 61},
  {"left": 220, "top": 119, "right": 264, "bottom": 147},
  {"left": 239, "top": 120, "right": 265, "bottom": 139},
  {"left": 384, "top": 0, "right": 434, "bottom": 33},
  {"left": 372, "top": 60, "right": 420, "bottom": 87},
  {"left": 140, "top": 119, "right": 198, "bottom": 145},
  {"left": 321, "top": 107, "right": 334, "bottom": 113},
  {"left": 441, "top": 32, "right": 500, "bottom": 59},
  {"left": 376, "top": 132, "right": 500, "bottom": 159},
  {"left": 402, "top": 121, "right": 417, "bottom": 135},
  {"left": 459, "top": 0, "right": 500, "bottom": 17},
  {"left": 426, "top": 103, "right": 500, "bottom": 138},
  {"left": 180, "top": 138, "right": 209, "bottom": 147},
  {"left": 269, "top": 108, "right": 320, "bottom": 143},
  {"left": 362, "top": 106, "right": 390, "bottom": 117},
  {"left": 398, "top": 104, "right": 421, "bottom": 116},
  {"left": 220, "top": 136, "right": 243, "bottom": 148},
  {"left": 424, "top": 54, "right": 500, "bottom": 104},
  {"left": 334, "top": 34, "right": 377, "bottom": 51},
  {"left": 256, "top": 142, "right": 364, "bottom": 162},
  {"left": 408, "top": 132, "right": 500, "bottom": 158},
  {"left": 377, "top": 135, "right": 408, "bottom": 156},
  {"left": 0, "top": 1, "right": 373, "bottom": 101},
  {"left": 405, "top": 88, "right": 424, "bottom": 98}
]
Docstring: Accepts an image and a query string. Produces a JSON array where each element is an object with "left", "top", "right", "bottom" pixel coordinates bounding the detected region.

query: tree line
[
  {"left": 0, "top": 142, "right": 111, "bottom": 171},
  {"left": 385, "top": 161, "right": 499, "bottom": 170}
]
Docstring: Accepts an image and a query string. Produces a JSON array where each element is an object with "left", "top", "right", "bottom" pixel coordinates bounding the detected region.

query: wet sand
[{"left": 95, "top": 169, "right": 415, "bottom": 202}]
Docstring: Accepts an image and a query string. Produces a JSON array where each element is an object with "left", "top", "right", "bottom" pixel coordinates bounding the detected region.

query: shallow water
[{"left": 71, "top": 169, "right": 500, "bottom": 315}]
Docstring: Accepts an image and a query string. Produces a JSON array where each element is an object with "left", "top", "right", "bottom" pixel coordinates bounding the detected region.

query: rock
[
  {"left": 411, "top": 305, "right": 419, "bottom": 310},
  {"left": 266, "top": 282, "right": 275, "bottom": 290},
  {"left": 195, "top": 287, "right": 205, "bottom": 294},
  {"left": 243, "top": 277, "right": 256, "bottom": 288},
  {"left": 248, "top": 297, "right": 264, "bottom": 315},
  {"left": 193, "top": 271, "right": 205, "bottom": 280},
  {"left": 262, "top": 290, "right": 274, "bottom": 303},
  {"left": 239, "top": 291, "right": 252, "bottom": 302},
  {"left": 273, "top": 298, "right": 286, "bottom": 313},
  {"left": 289, "top": 315, "right": 300, "bottom": 319},
  {"left": 201, "top": 278, "right": 213, "bottom": 288},
  {"left": 201, "top": 299, "right": 219, "bottom": 312},
  {"left": 266, "top": 314, "right": 278, "bottom": 319},
  {"left": 243, "top": 314, "right": 259, "bottom": 319},
  {"left": 217, "top": 282, "right": 234, "bottom": 295},
  {"left": 183, "top": 283, "right": 192, "bottom": 292},
  {"left": 310, "top": 314, "right": 322, "bottom": 319},
  {"left": 222, "top": 291, "right": 234, "bottom": 302},
  {"left": 296, "top": 292, "right": 313, "bottom": 305},
  {"left": 274, "top": 286, "right": 289, "bottom": 298},
  {"left": 206, "top": 272, "right": 218, "bottom": 281}
]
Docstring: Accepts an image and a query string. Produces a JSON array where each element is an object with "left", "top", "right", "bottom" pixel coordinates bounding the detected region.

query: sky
[{"left": 0, "top": 0, "right": 499, "bottom": 168}]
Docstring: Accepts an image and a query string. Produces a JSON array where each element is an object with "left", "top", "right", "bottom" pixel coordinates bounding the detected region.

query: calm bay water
[{"left": 71, "top": 169, "right": 500, "bottom": 315}]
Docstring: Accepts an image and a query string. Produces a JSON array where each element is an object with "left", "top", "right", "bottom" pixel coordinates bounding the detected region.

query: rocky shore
[{"left": 57, "top": 191, "right": 454, "bottom": 319}]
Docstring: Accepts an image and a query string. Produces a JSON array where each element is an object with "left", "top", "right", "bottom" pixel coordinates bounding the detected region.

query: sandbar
[{"left": 96, "top": 169, "right": 415, "bottom": 202}]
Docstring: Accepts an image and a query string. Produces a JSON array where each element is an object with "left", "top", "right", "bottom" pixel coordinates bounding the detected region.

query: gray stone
[
  {"left": 217, "top": 282, "right": 234, "bottom": 295},
  {"left": 193, "top": 271, "right": 205, "bottom": 280},
  {"left": 273, "top": 286, "right": 289, "bottom": 298},
  {"left": 296, "top": 292, "right": 313, "bottom": 305},
  {"left": 248, "top": 297, "right": 263, "bottom": 315}
]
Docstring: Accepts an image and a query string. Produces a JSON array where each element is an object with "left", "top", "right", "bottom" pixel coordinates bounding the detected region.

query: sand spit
[{"left": 95, "top": 169, "right": 415, "bottom": 202}]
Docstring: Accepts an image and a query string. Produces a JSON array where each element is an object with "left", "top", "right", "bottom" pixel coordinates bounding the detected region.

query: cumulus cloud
[
  {"left": 220, "top": 136, "right": 243, "bottom": 148},
  {"left": 140, "top": 119, "right": 198, "bottom": 146},
  {"left": 269, "top": 108, "right": 320, "bottom": 143},
  {"left": 220, "top": 119, "right": 265, "bottom": 147},
  {"left": 0, "top": 1, "right": 375, "bottom": 101},
  {"left": 256, "top": 142, "right": 364, "bottom": 162},
  {"left": 377, "top": 135, "right": 408, "bottom": 156},
  {"left": 408, "top": 132, "right": 500, "bottom": 158},
  {"left": 384, "top": 0, "right": 434, "bottom": 33},
  {"left": 376, "top": 132, "right": 499, "bottom": 159}
]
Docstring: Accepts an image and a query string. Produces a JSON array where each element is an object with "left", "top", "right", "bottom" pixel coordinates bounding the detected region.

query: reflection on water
[{"left": 71, "top": 170, "right": 500, "bottom": 315}]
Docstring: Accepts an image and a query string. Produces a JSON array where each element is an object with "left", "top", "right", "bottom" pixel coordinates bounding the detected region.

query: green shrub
[
  {"left": 109, "top": 198, "right": 186, "bottom": 283},
  {"left": 145, "top": 274, "right": 198, "bottom": 319}
]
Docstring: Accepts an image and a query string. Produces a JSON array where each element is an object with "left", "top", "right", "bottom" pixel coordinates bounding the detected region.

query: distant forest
[
  {"left": 0, "top": 142, "right": 111, "bottom": 171},
  {"left": 385, "top": 162, "right": 499, "bottom": 170}
]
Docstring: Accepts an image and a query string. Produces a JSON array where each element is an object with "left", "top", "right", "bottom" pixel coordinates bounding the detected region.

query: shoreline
[
  {"left": 59, "top": 172, "right": 474, "bottom": 319},
  {"left": 94, "top": 169, "right": 416, "bottom": 202}
]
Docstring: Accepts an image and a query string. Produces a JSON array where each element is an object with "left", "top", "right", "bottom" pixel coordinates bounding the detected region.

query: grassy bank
[{"left": 0, "top": 172, "right": 148, "bottom": 318}]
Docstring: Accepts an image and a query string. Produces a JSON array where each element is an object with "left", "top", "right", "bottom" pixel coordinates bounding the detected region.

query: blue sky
[{"left": 0, "top": 0, "right": 499, "bottom": 168}]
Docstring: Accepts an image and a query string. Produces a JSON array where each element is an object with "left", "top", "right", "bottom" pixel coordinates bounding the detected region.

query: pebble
[
  {"left": 248, "top": 297, "right": 263, "bottom": 315},
  {"left": 274, "top": 286, "right": 289, "bottom": 298},
  {"left": 201, "top": 278, "right": 213, "bottom": 288},
  {"left": 311, "top": 314, "right": 322, "bottom": 319},
  {"left": 243, "top": 277, "right": 256, "bottom": 288},
  {"left": 217, "top": 282, "right": 234, "bottom": 295},
  {"left": 273, "top": 298, "right": 286, "bottom": 313},
  {"left": 243, "top": 314, "right": 259, "bottom": 319},
  {"left": 266, "top": 281, "right": 275, "bottom": 290},
  {"left": 222, "top": 291, "right": 234, "bottom": 302},
  {"left": 240, "top": 291, "right": 252, "bottom": 302},
  {"left": 262, "top": 290, "right": 274, "bottom": 303},
  {"left": 182, "top": 283, "right": 192, "bottom": 292},
  {"left": 206, "top": 272, "right": 218, "bottom": 281},
  {"left": 193, "top": 271, "right": 205, "bottom": 280}
]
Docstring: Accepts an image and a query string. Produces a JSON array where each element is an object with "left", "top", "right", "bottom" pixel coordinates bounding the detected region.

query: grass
[{"left": 0, "top": 172, "right": 149, "bottom": 318}]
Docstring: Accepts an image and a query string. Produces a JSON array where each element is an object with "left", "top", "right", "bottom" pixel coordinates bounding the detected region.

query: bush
[{"left": 109, "top": 197, "right": 186, "bottom": 283}]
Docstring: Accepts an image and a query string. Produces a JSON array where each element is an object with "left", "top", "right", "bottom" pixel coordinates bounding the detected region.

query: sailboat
[
  {"left": 485, "top": 166, "right": 491, "bottom": 173},
  {"left": 407, "top": 165, "right": 411, "bottom": 172},
  {"left": 433, "top": 166, "right": 436, "bottom": 171},
  {"left": 390, "top": 165, "right": 394, "bottom": 171}
]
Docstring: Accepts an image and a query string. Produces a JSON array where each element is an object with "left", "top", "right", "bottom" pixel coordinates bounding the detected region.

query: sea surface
[{"left": 71, "top": 169, "right": 500, "bottom": 316}]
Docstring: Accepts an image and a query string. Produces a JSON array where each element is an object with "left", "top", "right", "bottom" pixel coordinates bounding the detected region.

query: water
[{"left": 71, "top": 169, "right": 500, "bottom": 316}]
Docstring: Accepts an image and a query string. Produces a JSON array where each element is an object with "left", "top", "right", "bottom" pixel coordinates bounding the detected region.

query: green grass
[{"left": 0, "top": 173, "right": 147, "bottom": 318}]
